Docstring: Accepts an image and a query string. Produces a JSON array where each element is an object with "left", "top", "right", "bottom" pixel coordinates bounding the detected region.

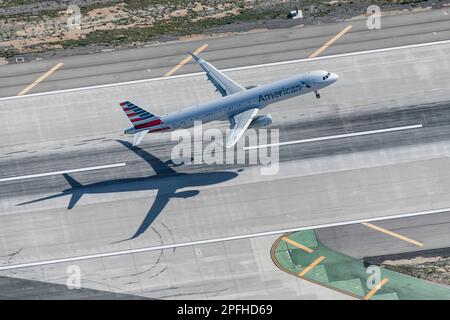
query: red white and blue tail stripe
[
  {"left": 120, "top": 101, "right": 164, "bottom": 130},
  {"left": 120, "top": 101, "right": 170, "bottom": 146}
]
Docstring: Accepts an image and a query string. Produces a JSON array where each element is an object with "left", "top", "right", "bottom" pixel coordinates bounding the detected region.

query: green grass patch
[
  {"left": 1, "top": 0, "right": 45, "bottom": 8},
  {"left": 0, "top": 47, "right": 17, "bottom": 59},
  {"left": 124, "top": 0, "right": 194, "bottom": 10}
]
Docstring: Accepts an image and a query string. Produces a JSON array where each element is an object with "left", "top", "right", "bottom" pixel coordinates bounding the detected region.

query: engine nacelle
[{"left": 249, "top": 114, "right": 272, "bottom": 128}]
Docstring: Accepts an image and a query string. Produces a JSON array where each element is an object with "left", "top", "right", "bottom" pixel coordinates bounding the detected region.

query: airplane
[{"left": 121, "top": 53, "right": 339, "bottom": 148}]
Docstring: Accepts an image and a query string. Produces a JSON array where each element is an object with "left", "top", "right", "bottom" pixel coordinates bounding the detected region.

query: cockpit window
[{"left": 323, "top": 72, "right": 331, "bottom": 80}]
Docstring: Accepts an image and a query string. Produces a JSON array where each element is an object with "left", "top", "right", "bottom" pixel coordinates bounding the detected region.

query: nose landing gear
[{"left": 314, "top": 90, "right": 320, "bottom": 99}]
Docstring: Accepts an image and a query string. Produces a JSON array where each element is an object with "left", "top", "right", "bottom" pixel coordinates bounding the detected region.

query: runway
[
  {"left": 316, "top": 211, "right": 450, "bottom": 260},
  {"left": 0, "top": 39, "right": 449, "bottom": 298},
  {"left": 0, "top": 8, "right": 449, "bottom": 97}
]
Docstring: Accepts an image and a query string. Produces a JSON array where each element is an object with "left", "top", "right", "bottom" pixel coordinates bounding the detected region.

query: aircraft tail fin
[
  {"left": 120, "top": 101, "right": 166, "bottom": 147},
  {"left": 120, "top": 101, "right": 163, "bottom": 130}
]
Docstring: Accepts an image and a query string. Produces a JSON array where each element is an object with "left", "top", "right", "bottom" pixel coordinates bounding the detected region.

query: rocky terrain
[
  {"left": 367, "top": 248, "right": 450, "bottom": 287},
  {"left": 382, "top": 256, "right": 450, "bottom": 286}
]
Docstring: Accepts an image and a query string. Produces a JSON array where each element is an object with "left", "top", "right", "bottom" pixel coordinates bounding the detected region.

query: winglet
[{"left": 189, "top": 52, "right": 200, "bottom": 62}]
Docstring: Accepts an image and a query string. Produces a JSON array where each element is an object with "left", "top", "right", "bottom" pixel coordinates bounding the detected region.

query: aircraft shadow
[{"left": 18, "top": 140, "right": 238, "bottom": 241}]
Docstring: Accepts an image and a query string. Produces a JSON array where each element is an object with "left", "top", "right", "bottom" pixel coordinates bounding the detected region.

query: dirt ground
[
  {"left": 0, "top": 0, "right": 449, "bottom": 60},
  {"left": 366, "top": 248, "right": 450, "bottom": 287},
  {"left": 382, "top": 256, "right": 450, "bottom": 286}
]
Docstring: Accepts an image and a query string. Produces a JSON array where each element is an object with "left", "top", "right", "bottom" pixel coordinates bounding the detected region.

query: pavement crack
[
  {"left": 123, "top": 248, "right": 164, "bottom": 278},
  {"left": 0, "top": 248, "right": 23, "bottom": 263},
  {"left": 148, "top": 266, "right": 167, "bottom": 280},
  {"left": 112, "top": 226, "right": 168, "bottom": 279},
  {"left": 160, "top": 222, "right": 176, "bottom": 253}
]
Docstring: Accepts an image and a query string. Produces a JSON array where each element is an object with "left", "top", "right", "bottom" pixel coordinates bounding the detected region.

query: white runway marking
[
  {"left": 0, "top": 40, "right": 449, "bottom": 101},
  {"left": 243, "top": 124, "right": 423, "bottom": 150},
  {"left": 0, "top": 206, "right": 448, "bottom": 271},
  {"left": 0, "top": 163, "right": 127, "bottom": 182}
]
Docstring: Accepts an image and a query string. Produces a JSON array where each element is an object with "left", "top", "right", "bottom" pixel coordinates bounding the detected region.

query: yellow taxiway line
[
  {"left": 361, "top": 222, "right": 424, "bottom": 247},
  {"left": 281, "top": 236, "right": 314, "bottom": 253},
  {"left": 309, "top": 25, "right": 352, "bottom": 58},
  {"left": 18, "top": 62, "right": 64, "bottom": 96},
  {"left": 164, "top": 43, "right": 208, "bottom": 77},
  {"left": 363, "top": 278, "right": 389, "bottom": 300},
  {"left": 298, "top": 256, "right": 325, "bottom": 277}
]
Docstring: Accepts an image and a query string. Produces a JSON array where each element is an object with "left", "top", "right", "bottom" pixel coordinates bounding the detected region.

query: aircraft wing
[
  {"left": 226, "top": 108, "right": 259, "bottom": 148},
  {"left": 117, "top": 140, "right": 177, "bottom": 175},
  {"left": 190, "top": 52, "right": 245, "bottom": 97}
]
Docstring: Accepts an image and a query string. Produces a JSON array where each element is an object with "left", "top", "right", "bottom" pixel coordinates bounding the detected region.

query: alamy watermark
[
  {"left": 367, "top": 5, "right": 382, "bottom": 30},
  {"left": 366, "top": 265, "right": 381, "bottom": 290},
  {"left": 170, "top": 122, "right": 280, "bottom": 175},
  {"left": 67, "top": 5, "right": 82, "bottom": 30},
  {"left": 66, "top": 264, "right": 81, "bottom": 289}
]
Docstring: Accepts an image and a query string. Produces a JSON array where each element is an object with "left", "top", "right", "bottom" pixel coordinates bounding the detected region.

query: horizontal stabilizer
[{"left": 133, "top": 130, "right": 149, "bottom": 147}]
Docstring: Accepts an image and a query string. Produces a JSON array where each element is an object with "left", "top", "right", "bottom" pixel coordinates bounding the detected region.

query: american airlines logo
[{"left": 258, "top": 83, "right": 306, "bottom": 103}]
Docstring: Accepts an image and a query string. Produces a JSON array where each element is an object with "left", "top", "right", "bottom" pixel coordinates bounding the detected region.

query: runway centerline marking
[
  {"left": 164, "top": 43, "right": 208, "bottom": 77},
  {"left": 18, "top": 62, "right": 64, "bottom": 96},
  {"left": 361, "top": 222, "right": 424, "bottom": 247},
  {"left": 0, "top": 206, "right": 446, "bottom": 271},
  {"left": 282, "top": 236, "right": 314, "bottom": 253},
  {"left": 244, "top": 124, "right": 423, "bottom": 150},
  {"left": 309, "top": 25, "right": 352, "bottom": 58},
  {"left": 0, "top": 163, "right": 126, "bottom": 182},
  {"left": 298, "top": 256, "right": 325, "bottom": 277},
  {"left": 363, "top": 278, "right": 389, "bottom": 300}
]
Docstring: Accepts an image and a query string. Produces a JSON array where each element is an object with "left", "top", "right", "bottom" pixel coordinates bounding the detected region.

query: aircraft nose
[{"left": 329, "top": 73, "right": 339, "bottom": 83}]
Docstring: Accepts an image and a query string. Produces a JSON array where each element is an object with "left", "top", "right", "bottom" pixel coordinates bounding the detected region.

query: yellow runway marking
[
  {"left": 309, "top": 25, "right": 352, "bottom": 58},
  {"left": 281, "top": 237, "right": 314, "bottom": 253},
  {"left": 363, "top": 278, "right": 389, "bottom": 300},
  {"left": 361, "top": 222, "right": 424, "bottom": 247},
  {"left": 18, "top": 62, "right": 64, "bottom": 96},
  {"left": 164, "top": 43, "right": 208, "bottom": 77},
  {"left": 298, "top": 256, "right": 325, "bottom": 277}
]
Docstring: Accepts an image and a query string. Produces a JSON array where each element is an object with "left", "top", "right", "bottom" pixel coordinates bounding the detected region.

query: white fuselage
[{"left": 155, "top": 70, "right": 338, "bottom": 131}]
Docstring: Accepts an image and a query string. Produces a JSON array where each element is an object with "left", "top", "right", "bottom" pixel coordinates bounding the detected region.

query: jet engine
[{"left": 249, "top": 114, "right": 272, "bottom": 128}]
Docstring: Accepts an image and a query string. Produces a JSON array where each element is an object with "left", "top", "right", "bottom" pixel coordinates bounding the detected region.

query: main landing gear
[{"left": 314, "top": 90, "right": 321, "bottom": 99}]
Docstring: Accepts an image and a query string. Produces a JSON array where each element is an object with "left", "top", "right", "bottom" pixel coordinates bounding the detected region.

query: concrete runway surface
[
  {"left": 0, "top": 8, "right": 449, "bottom": 97},
  {"left": 0, "top": 29, "right": 450, "bottom": 298}
]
